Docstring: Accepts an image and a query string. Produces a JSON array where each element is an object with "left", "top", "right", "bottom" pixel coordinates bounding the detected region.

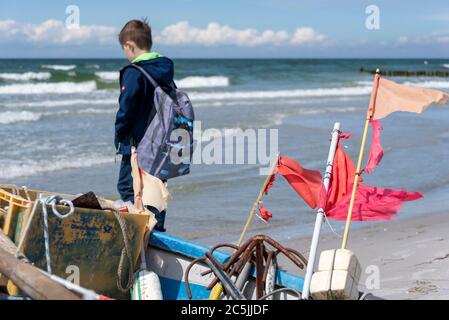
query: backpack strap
[
  {"left": 127, "top": 64, "right": 160, "bottom": 88},
  {"left": 128, "top": 63, "right": 177, "bottom": 98},
  {"left": 126, "top": 64, "right": 161, "bottom": 148}
]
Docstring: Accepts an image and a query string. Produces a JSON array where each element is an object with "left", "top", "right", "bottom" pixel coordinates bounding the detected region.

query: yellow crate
[{"left": 0, "top": 185, "right": 33, "bottom": 244}]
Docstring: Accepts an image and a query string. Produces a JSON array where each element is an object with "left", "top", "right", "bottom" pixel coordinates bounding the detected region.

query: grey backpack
[{"left": 129, "top": 64, "right": 194, "bottom": 180}]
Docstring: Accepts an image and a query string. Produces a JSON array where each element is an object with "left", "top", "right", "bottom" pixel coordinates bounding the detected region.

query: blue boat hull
[{"left": 148, "top": 232, "right": 304, "bottom": 300}]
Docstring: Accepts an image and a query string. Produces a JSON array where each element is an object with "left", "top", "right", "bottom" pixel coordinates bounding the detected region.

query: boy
[{"left": 115, "top": 19, "right": 174, "bottom": 231}]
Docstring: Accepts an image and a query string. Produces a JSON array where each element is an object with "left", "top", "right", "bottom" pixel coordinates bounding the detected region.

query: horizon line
[{"left": 0, "top": 57, "right": 448, "bottom": 60}]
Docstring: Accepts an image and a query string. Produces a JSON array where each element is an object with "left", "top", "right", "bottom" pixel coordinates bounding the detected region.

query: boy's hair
[{"left": 119, "top": 19, "right": 152, "bottom": 51}]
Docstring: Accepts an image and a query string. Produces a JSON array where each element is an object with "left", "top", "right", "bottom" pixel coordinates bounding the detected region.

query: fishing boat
[{"left": 0, "top": 184, "right": 306, "bottom": 300}]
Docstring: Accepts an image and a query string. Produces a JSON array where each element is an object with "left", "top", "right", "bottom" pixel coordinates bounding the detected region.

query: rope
[
  {"left": 323, "top": 212, "right": 343, "bottom": 239},
  {"left": 39, "top": 194, "right": 75, "bottom": 273},
  {"left": 103, "top": 206, "right": 136, "bottom": 293},
  {"left": 258, "top": 287, "right": 302, "bottom": 300},
  {"left": 16, "top": 194, "right": 135, "bottom": 293}
]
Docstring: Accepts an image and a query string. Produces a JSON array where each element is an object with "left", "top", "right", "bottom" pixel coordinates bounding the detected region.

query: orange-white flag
[{"left": 372, "top": 78, "right": 449, "bottom": 120}]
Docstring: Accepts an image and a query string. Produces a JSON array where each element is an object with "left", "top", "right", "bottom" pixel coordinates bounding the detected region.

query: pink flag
[
  {"left": 373, "top": 78, "right": 449, "bottom": 120},
  {"left": 276, "top": 156, "right": 323, "bottom": 209},
  {"left": 261, "top": 155, "right": 323, "bottom": 221},
  {"left": 325, "top": 137, "right": 423, "bottom": 221},
  {"left": 326, "top": 185, "right": 423, "bottom": 221},
  {"left": 258, "top": 206, "right": 273, "bottom": 222},
  {"left": 365, "top": 120, "right": 384, "bottom": 174}
]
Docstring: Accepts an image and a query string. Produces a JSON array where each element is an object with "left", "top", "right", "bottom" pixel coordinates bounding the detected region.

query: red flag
[
  {"left": 276, "top": 155, "right": 323, "bottom": 209},
  {"left": 325, "top": 138, "right": 360, "bottom": 211},
  {"left": 365, "top": 120, "right": 384, "bottom": 174},
  {"left": 258, "top": 206, "right": 273, "bottom": 222},
  {"left": 262, "top": 155, "right": 323, "bottom": 211},
  {"left": 326, "top": 185, "right": 422, "bottom": 221},
  {"left": 263, "top": 174, "right": 276, "bottom": 195},
  {"left": 325, "top": 138, "right": 423, "bottom": 221}
]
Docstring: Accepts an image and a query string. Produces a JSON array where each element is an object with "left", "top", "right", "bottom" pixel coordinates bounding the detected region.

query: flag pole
[
  {"left": 302, "top": 122, "right": 341, "bottom": 300},
  {"left": 237, "top": 153, "right": 280, "bottom": 246},
  {"left": 341, "top": 69, "right": 381, "bottom": 249},
  {"left": 209, "top": 153, "right": 280, "bottom": 300}
]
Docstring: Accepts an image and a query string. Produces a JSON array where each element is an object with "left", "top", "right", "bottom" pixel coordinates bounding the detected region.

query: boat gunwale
[{"left": 149, "top": 231, "right": 304, "bottom": 292}]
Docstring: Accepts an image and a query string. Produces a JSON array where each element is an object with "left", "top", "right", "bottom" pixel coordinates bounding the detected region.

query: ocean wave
[
  {"left": 0, "top": 72, "right": 51, "bottom": 81},
  {"left": 200, "top": 127, "right": 246, "bottom": 142},
  {"left": 77, "top": 108, "right": 115, "bottom": 114},
  {"left": 42, "top": 64, "right": 77, "bottom": 71},
  {"left": 359, "top": 79, "right": 449, "bottom": 89},
  {"left": 95, "top": 71, "right": 119, "bottom": 81},
  {"left": 0, "top": 81, "right": 97, "bottom": 95},
  {"left": 272, "top": 106, "right": 360, "bottom": 126},
  {"left": 403, "top": 80, "right": 449, "bottom": 89},
  {"left": 295, "top": 106, "right": 359, "bottom": 116},
  {"left": 443, "top": 64, "right": 449, "bottom": 69},
  {"left": 2, "top": 98, "right": 117, "bottom": 108},
  {"left": 0, "top": 156, "right": 113, "bottom": 179},
  {"left": 189, "top": 86, "right": 372, "bottom": 101},
  {"left": 193, "top": 96, "right": 363, "bottom": 109},
  {"left": 176, "top": 76, "right": 230, "bottom": 88},
  {"left": 86, "top": 64, "right": 100, "bottom": 69},
  {"left": 0, "top": 111, "right": 41, "bottom": 124},
  {"left": 0, "top": 108, "right": 115, "bottom": 124}
]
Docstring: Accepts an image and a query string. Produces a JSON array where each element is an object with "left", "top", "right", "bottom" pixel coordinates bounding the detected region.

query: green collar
[{"left": 132, "top": 52, "right": 162, "bottom": 64}]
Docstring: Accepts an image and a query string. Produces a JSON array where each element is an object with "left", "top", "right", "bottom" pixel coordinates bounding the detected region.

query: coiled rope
[{"left": 102, "top": 206, "right": 135, "bottom": 293}]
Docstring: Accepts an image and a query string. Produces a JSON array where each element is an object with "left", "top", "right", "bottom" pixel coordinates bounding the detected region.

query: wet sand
[{"left": 279, "top": 211, "right": 449, "bottom": 300}]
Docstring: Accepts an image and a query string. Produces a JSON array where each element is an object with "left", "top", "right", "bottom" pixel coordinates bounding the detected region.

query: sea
[{"left": 1, "top": 58, "right": 449, "bottom": 245}]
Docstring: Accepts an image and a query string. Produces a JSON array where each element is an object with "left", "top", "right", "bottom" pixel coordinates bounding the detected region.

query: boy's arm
[{"left": 115, "top": 68, "right": 142, "bottom": 149}]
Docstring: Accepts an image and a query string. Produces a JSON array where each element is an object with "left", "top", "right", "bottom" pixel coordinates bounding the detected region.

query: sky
[{"left": 0, "top": 0, "right": 448, "bottom": 58}]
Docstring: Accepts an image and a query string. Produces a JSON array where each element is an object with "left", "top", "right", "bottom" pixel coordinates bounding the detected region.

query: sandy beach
[{"left": 279, "top": 210, "right": 449, "bottom": 300}]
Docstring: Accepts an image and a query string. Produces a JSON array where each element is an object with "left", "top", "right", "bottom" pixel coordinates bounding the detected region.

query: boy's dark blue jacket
[{"left": 115, "top": 56, "right": 174, "bottom": 155}]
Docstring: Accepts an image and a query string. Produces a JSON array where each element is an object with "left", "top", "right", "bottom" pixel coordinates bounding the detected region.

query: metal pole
[{"left": 302, "top": 122, "right": 341, "bottom": 300}]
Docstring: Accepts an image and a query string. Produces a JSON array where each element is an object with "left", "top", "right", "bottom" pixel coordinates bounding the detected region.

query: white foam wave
[
  {"left": 77, "top": 108, "right": 115, "bottom": 114},
  {"left": 189, "top": 86, "right": 372, "bottom": 101},
  {"left": 443, "top": 64, "right": 449, "bottom": 69},
  {"left": 176, "top": 76, "right": 230, "bottom": 88},
  {"left": 193, "top": 96, "right": 363, "bottom": 109},
  {"left": 0, "top": 72, "right": 51, "bottom": 81},
  {"left": 86, "top": 64, "right": 100, "bottom": 69},
  {"left": 295, "top": 106, "right": 359, "bottom": 116},
  {"left": 2, "top": 98, "right": 117, "bottom": 108},
  {"left": 0, "top": 107, "right": 115, "bottom": 124},
  {"left": 95, "top": 71, "right": 119, "bottom": 81},
  {"left": 200, "top": 127, "right": 246, "bottom": 142},
  {"left": 0, "top": 81, "right": 97, "bottom": 95},
  {"left": 42, "top": 64, "right": 77, "bottom": 71},
  {"left": 360, "top": 79, "right": 449, "bottom": 89},
  {"left": 0, "top": 111, "right": 41, "bottom": 124},
  {"left": 272, "top": 107, "right": 360, "bottom": 126},
  {"left": 0, "top": 156, "right": 113, "bottom": 179},
  {"left": 403, "top": 80, "right": 449, "bottom": 89}
]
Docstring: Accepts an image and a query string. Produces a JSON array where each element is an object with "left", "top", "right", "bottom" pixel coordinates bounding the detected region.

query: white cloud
[
  {"left": 427, "top": 13, "right": 449, "bottom": 21},
  {"left": 436, "top": 35, "right": 449, "bottom": 44},
  {"left": 290, "top": 27, "right": 326, "bottom": 45},
  {"left": 398, "top": 36, "right": 409, "bottom": 44},
  {"left": 407, "top": 31, "right": 449, "bottom": 45},
  {"left": 0, "top": 19, "right": 117, "bottom": 45},
  {"left": 155, "top": 21, "right": 326, "bottom": 47}
]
